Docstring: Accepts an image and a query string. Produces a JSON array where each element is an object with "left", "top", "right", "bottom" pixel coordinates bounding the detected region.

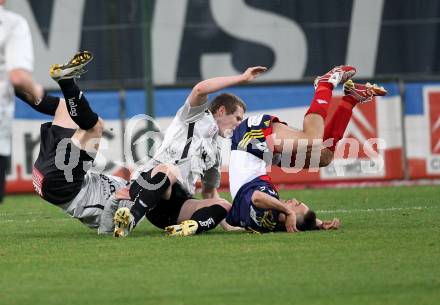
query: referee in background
[{"left": 0, "top": 0, "right": 43, "bottom": 203}]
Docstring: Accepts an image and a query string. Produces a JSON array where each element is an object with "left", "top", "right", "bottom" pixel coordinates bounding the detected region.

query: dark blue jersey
[
  {"left": 231, "top": 114, "right": 286, "bottom": 161},
  {"left": 228, "top": 114, "right": 288, "bottom": 232},
  {"left": 226, "top": 175, "right": 283, "bottom": 233}
]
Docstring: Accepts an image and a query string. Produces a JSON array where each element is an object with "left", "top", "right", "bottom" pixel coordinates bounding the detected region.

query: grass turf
[{"left": 0, "top": 185, "right": 439, "bottom": 305}]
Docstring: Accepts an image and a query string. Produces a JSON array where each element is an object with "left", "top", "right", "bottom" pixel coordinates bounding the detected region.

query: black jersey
[{"left": 33, "top": 122, "right": 94, "bottom": 205}]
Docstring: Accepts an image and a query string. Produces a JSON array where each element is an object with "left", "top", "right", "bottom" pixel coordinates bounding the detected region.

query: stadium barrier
[
  {"left": 7, "top": 81, "right": 440, "bottom": 193},
  {"left": 404, "top": 83, "right": 440, "bottom": 179}
]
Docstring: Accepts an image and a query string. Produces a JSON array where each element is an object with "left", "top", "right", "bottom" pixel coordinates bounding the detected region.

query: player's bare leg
[
  {"left": 51, "top": 101, "right": 78, "bottom": 129},
  {"left": 176, "top": 198, "right": 231, "bottom": 223},
  {"left": 164, "top": 197, "right": 231, "bottom": 237},
  {"left": 289, "top": 80, "right": 388, "bottom": 169}
]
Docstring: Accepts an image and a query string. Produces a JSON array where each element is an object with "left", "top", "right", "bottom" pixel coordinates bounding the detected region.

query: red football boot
[
  {"left": 343, "top": 80, "right": 387, "bottom": 104},
  {"left": 314, "top": 65, "right": 357, "bottom": 89}
]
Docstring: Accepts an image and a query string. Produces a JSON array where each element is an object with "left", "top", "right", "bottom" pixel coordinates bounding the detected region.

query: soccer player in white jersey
[
  {"left": 113, "top": 66, "right": 267, "bottom": 237},
  {"left": 226, "top": 66, "right": 387, "bottom": 233},
  {"left": 17, "top": 51, "right": 136, "bottom": 234},
  {"left": 16, "top": 51, "right": 240, "bottom": 236},
  {"left": 0, "top": 0, "right": 45, "bottom": 202}
]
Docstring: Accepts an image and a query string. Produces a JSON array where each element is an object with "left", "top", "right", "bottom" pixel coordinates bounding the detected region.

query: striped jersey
[{"left": 133, "top": 99, "right": 221, "bottom": 195}]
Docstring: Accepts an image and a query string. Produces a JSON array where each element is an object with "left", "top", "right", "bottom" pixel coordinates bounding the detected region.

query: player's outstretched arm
[
  {"left": 251, "top": 190, "right": 299, "bottom": 233},
  {"left": 188, "top": 66, "right": 267, "bottom": 107},
  {"left": 220, "top": 219, "right": 245, "bottom": 232},
  {"left": 10, "top": 69, "right": 43, "bottom": 105}
]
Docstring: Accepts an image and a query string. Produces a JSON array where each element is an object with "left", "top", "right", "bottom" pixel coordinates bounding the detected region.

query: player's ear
[{"left": 217, "top": 105, "right": 226, "bottom": 116}]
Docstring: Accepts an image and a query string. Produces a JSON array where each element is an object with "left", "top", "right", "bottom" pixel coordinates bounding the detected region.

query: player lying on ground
[
  {"left": 163, "top": 66, "right": 387, "bottom": 235},
  {"left": 113, "top": 64, "right": 267, "bottom": 237},
  {"left": 17, "top": 51, "right": 240, "bottom": 235},
  {"left": 223, "top": 66, "right": 387, "bottom": 233}
]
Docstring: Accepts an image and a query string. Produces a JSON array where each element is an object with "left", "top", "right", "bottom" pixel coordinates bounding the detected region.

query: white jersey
[
  {"left": 229, "top": 151, "right": 282, "bottom": 200},
  {"left": 134, "top": 99, "right": 221, "bottom": 195},
  {"left": 229, "top": 150, "right": 268, "bottom": 200},
  {"left": 0, "top": 6, "right": 34, "bottom": 156}
]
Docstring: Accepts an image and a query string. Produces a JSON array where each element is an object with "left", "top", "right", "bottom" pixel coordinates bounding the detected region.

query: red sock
[
  {"left": 305, "top": 83, "right": 333, "bottom": 120},
  {"left": 342, "top": 95, "right": 358, "bottom": 107},
  {"left": 323, "top": 96, "right": 355, "bottom": 151}
]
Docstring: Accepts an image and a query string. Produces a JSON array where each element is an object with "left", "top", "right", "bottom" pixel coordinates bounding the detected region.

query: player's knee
[
  {"left": 93, "top": 118, "right": 105, "bottom": 136},
  {"left": 152, "top": 163, "right": 179, "bottom": 184},
  {"left": 85, "top": 117, "right": 104, "bottom": 138},
  {"left": 9, "top": 70, "right": 27, "bottom": 88},
  {"left": 320, "top": 157, "right": 331, "bottom": 167},
  {"left": 319, "top": 149, "right": 334, "bottom": 167},
  {"left": 216, "top": 198, "right": 231, "bottom": 212},
  {"left": 153, "top": 163, "right": 176, "bottom": 175}
]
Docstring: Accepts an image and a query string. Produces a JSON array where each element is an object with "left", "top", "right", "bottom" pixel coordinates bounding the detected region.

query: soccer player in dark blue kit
[{"left": 225, "top": 66, "right": 387, "bottom": 233}]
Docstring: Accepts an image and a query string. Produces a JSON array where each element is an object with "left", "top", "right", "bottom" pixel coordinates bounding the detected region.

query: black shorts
[
  {"left": 32, "top": 122, "right": 94, "bottom": 205},
  {"left": 145, "top": 179, "right": 193, "bottom": 229}
]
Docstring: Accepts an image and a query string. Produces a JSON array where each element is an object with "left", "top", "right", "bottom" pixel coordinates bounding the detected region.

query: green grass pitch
[{"left": 0, "top": 185, "right": 439, "bottom": 305}]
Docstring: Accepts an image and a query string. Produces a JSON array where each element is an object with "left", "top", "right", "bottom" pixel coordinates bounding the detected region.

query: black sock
[
  {"left": 15, "top": 90, "right": 60, "bottom": 116},
  {"left": 190, "top": 204, "right": 227, "bottom": 234},
  {"left": 129, "top": 171, "right": 171, "bottom": 226},
  {"left": 0, "top": 156, "right": 9, "bottom": 203},
  {"left": 57, "top": 79, "right": 98, "bottom": 130}
]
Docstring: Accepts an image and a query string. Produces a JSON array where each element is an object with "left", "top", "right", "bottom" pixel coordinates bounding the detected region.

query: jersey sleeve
[
  {"left": 201, "top": 142, "right": 222, "bottom": 189},
  {"left": 231, "top": 114, "right": 286, "bottom": 160},
  {"left": 5, "top": 16, "right": 34, "bottom": 72},
  {"left": 175, "top": 99, "right": 209, "bottom": 123}
]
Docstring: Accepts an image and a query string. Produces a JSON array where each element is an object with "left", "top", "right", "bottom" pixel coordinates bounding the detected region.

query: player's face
[
  {"left": 285, "top": 199, "right": 310, "bottom": 215},
  {"left": 215, "top": 106, "right": 244, "bottom": 138}
]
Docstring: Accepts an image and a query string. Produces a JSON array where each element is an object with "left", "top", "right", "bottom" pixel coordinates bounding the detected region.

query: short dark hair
[
  {"left": 208, "top": 93, "right": 247, "bottom": 115},
  {"left": 296, "top": 210, "right": 318, "bottom": 231}
]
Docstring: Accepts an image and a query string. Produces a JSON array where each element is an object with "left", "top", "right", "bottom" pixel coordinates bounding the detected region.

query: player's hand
[
  {"left": 321, "top": 218, "right": 341, "bottom": 230},
  {"left": 285, "top": 198, "right": 301, "bottom": 207},
  {"left": 284, "top": 212, "right": 299, "bottom": 233},
  {"left": 242, "top": 66, "right": 267, "bottom": 82}
]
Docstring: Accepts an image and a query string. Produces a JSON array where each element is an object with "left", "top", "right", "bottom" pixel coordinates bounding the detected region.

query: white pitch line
[
  {"left": 0, "top": 218, "right": 71, "bottom": 223},
  {"left": 316, "top": 206, "right": 430, "bottom": 214},
  {"left": 0, "top": 211, "right": 47, "bottom": 217}
]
